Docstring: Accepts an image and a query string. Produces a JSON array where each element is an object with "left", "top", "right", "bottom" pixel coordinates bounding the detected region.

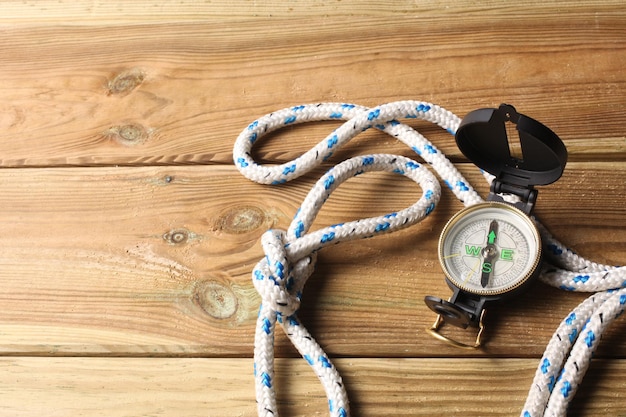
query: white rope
[{"left": 232, "top": 101, "right": 626, "bottom": 417}]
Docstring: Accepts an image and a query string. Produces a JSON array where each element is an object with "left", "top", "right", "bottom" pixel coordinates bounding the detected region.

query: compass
[
  {"left": 438, "top": 201, "right": 542, "bottom": 296},
  {"left": 425, "top": 104, "right": 567, "bottom": 349}
]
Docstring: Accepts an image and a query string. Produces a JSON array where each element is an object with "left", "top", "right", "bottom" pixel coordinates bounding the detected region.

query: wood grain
[
  {"left": 0, "top": 5, "right": 624, "bottom": 167},
  {"left": 0, "top": 163, "right": 624, "bottom": 358},
  {"left": 0, "top": 1, "right": 625, "bottom": 415},
  {"left": 0, "top": 357, "right": 625, "bottom": 416},
  {"left": 0, "top": 0, "right": 624, "bottom": 22}
]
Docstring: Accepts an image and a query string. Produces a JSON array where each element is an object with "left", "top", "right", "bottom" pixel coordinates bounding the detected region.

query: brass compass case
[{"left": 438, "top": 201, "right": 542, "bottom": 297}]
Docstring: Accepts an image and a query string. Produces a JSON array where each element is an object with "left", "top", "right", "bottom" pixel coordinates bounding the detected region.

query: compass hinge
[{"left": 488, "top": 179, "right": 538, "bottom": 214}]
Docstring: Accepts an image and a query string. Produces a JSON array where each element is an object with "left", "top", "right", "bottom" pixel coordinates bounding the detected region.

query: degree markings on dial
[{"left": 463, "top": 257, "right": 482, "bottom": 284}]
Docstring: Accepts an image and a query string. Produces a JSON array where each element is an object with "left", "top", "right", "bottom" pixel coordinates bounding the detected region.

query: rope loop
[
  {"left": 251, "top": 153, "right": 442, "bottom": 317},
  {"left": 248, "top": 151, "right": 442, "bottom": 416}
]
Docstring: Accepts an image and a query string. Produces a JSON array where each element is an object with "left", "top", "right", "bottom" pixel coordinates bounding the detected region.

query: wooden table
[{"left": 0, "top": 1, "right": 625, "bottom": 415}]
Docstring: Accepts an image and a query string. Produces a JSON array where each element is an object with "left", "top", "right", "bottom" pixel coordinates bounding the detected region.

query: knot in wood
[
  {"left": 194, "top": 280, "right": 238, "bottom": 320},
  {"left": 163, "top": 228, "right": 190, "bottom": 245},
  {"left": 107, "top": 123, "right": 150, "bottom": 146},
  {"left": 217, "top": 205, "right": 266, "bottom": 234},
  {"left": 107, "top": 68, "right": 145, "bottom": 95}
]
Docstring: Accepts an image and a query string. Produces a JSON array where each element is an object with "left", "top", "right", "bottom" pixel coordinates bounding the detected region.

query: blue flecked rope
[{"left": 232, "top": 100, "right": 626, "bottom": 417}]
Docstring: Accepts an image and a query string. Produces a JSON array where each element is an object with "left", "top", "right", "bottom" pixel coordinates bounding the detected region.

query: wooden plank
[
  {"left": 0, "top": 10, "right": 624, "bottom": 167},
  {"left": 0, "top": 163, "right": 624, "bottom": 357},
  {"left": 0, "top": 357, "right": 625, "bottom": 416},
  {"left": 0, "top": 0, "right": 623, "bottom": 22}
]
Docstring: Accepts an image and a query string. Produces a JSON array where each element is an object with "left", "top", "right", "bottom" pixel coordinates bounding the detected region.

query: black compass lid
[{"left": 455, "top": 104, "right": 568, "bottom": 188}]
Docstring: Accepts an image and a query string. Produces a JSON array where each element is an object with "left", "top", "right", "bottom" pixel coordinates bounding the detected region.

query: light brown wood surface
[{"left": 0, "top": 1, "right": 625, "bottom": 415}]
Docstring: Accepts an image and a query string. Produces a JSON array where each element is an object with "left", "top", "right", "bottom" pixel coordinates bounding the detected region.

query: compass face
[{"left": 438, "top": 202, "right": 542, "bottom": 296}]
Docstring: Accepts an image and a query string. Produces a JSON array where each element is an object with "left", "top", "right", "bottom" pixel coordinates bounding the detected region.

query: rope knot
[{"left": 252, "top": 229, "right": 317, "bottom": 316}]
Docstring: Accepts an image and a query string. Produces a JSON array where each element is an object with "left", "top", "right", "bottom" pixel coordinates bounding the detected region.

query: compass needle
[
  {"left": 487, "top": 220, "right": 498, "bottom": 244},
  {"left": 480, "top": 220, "right": 499, "bottom": 287}
]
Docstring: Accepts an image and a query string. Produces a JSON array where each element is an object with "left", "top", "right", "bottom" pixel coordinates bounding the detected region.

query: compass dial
[{"left": 438, "top": 202, "right": 542, "bottom": 296}]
